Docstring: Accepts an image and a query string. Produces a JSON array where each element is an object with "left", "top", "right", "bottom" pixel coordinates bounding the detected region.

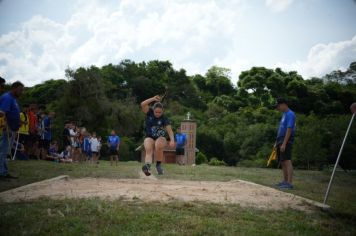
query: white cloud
[
  {"left": 275, "top": 35, "right": 356, "bottom": 78},
  {"left": 265, "top": 0, "right": 294, "bottom": 12},
  {"left": 0, "top": 0, "right": 354, "bottom": 87},
  {"left": 0, "top": 0, "right": 246, "bottom": 86}
]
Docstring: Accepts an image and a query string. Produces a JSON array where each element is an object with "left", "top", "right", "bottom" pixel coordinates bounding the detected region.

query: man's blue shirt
[
  {"left": 0, "top": 92, "right": 20, "bottom": 131},
  {"left": 108, "top": 135, "right": 120, "bottom": 149},
  {"left": 277, "top": 109, "right": 296, "bottom": 144}
]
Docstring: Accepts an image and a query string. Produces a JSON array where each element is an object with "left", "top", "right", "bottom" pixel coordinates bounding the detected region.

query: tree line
[{"left": 17, "top": 60, "right": 356, "bottom": 169}]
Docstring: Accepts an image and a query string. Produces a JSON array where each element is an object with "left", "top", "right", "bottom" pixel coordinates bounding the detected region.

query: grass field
[{"left": 1, "top": 160, "right": 355, "bottom": 235}]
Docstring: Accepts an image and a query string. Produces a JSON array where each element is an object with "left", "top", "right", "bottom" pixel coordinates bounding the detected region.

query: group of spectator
[
  {"left": 0, "top": 77, "right": 121, "bottom": 180},
  {"left": 59, "top": 122, "right": 104, "bottom": 164},
  {"left": 14, "top": 109, "right": 121, "bottom": 165},
  {"left": 14, "top": 103, "right": 56, "bottom": 161}
]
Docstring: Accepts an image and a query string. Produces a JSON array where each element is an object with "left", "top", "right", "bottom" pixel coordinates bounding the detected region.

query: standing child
[
  {"left": 83, "top": 132, "right": 92, "bottom": 163},
  {"left": 97, "top": 136, "right": 102, "bottom": 164},
  {"left": 108, "top": 130, "right": 120, "bottom": 166},
  {"left": 78, "top": 127, "right": 86, "bottom": 162},
  {"left": 90, "top": 132, "right": 100, "bottom": 165},
  {"left": 175, "top": 127, "right": 187, "bottom": 165}
]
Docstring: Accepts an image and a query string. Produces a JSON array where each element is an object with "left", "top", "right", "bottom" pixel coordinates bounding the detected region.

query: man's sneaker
[
  {"left": 142, "top": 164, "right": 151, "bottom": 176},
  {"left": 156, "top": 164, "right": 164, "bottom": 175},
  {"left": 0, "top": 174, "right": 18, "bottom": 179},
  {"left": 275, "top": 181, "right": 287, "bottom": 187},
  {"left": 279, "top": 182, "right": 293, "bottom": 189}
]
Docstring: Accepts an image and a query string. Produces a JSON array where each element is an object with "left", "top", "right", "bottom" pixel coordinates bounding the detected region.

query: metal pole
[
  {"left": 323, "top": 113, "right": 355, "bottom": 204},
  {"left": 12, "top": 132, "right": 20, "bottom": 160}
]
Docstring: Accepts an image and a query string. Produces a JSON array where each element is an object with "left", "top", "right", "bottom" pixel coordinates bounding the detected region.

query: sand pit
[{"left": 0, "top": 175, "right": 327, "bottom": 211}]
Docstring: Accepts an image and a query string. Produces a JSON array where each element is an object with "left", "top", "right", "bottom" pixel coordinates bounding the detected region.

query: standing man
[
  {"left": 0, "top": 81, "right": 24, "bottom": 179},
  {"left": 175, "top": 127, "right": 187, "bottom": 165},
  {"left": 108, "top": 130, "right": 120, "bottom": 166},
  {"left": 275, "top": 98, "right": 296, "bottom": 189}
]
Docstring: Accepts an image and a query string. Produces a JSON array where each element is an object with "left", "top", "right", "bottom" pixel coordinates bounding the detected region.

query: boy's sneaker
[
  {"left": 156, "top": 164, "right": 164, "bottom": 175},
  {"left": 279, "top": 182, "right": 294, "bottom": 189},
  {"left": 142, "top": 164, "right": 151, "bottom": 176}
]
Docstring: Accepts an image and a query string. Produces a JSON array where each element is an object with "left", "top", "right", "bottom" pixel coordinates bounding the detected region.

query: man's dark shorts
[
  {"left": 109, "top": 148, "right": 118, "bottom": 155},
  {"left": 176, "top": 147, "right": 185, "bottom": 156},
  {"left": 277, "top": 143, "right": 293, "bottom": 162}
]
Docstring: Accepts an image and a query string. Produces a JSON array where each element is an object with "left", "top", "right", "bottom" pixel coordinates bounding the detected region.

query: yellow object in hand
[{"left": 267, "top": 147, "right": 277, "bottom": 166}]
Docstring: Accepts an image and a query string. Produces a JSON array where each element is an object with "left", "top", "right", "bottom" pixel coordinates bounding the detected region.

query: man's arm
[
  {"left": 0, "top": 97, "right": 11, "bottom": 117},
  {"left": 116, "top": 139, "right": 120, "bottom": 151},
  {"left": 280, "top": 128, "right": 292, "bottom": 152},
  {"left": 141, "top": 95, "right": 160, "bottom": 114}
]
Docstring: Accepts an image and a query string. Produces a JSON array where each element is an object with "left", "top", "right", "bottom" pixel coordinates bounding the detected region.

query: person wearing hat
[{"left": 274, "top": 98, "right": 296, "bottom": 189}]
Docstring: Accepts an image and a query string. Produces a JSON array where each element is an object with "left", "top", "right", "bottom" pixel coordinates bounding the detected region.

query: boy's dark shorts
[
  {"left": 176, "top": 147, "right": 185, "bottom": 155},
  {"left": 277, "top": 143, "right": 293, "bottom": 162}
]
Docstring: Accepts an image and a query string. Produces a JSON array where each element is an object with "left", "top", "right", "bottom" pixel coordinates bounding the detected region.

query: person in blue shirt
[
  {"left": 108, "top": 130, "right": 120, "bottom": 166},
  {"left": 175, "top": 127, "right": 187, "bottom": 165},
  {"left": 141, "top": 95, "right": 175, "bottom": 176},
  {"left": 83, "top": 132, "right": 92, "bottom": 162},
  {"left": 275, "top": 98, "right": 296, "bottom": 189},
  {"left": 0, "top": 81, "right": 24, "bottom": 179},
  {"left": 39, "top": 111, "right": 55, "bottom": 159}
]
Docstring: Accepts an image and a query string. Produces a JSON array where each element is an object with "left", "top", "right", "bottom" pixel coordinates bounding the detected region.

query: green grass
[{"left": 1, "top": 160, "right": 356, "bottom": 235}]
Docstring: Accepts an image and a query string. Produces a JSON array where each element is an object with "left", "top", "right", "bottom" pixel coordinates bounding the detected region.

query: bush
[
  {"left": 208, "top": 157, "right": 226, "bottom": 166},
  {"left": 119, "top": 137, "right": 137, "bottom": 161},
  {"left": 196, "top": 152, "right": 208, "bottom": 165}
]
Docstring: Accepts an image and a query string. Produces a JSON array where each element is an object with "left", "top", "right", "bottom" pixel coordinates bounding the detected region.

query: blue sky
[{"left": 0, "top": 0, "right": 355, "bottom": 86}]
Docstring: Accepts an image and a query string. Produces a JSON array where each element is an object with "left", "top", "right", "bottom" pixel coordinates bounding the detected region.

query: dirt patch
[{"left": 0, "top": 176, "right": 325, "bottom": 211}]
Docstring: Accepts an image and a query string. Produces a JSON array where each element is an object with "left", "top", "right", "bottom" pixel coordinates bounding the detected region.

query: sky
[{"left": 0, "top": 0, "right": 355, "bottom": 86}]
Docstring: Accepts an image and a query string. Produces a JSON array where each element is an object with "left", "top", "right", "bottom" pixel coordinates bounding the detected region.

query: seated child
[
  {"left": 58, "top": 146, "right": 72, "bottom": 163},
  {"left": 11, "top": 140, "right": 29, "bottom": 160}
]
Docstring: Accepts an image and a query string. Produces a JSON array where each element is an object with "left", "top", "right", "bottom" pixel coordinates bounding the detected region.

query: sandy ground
[{"left": 0, "top": 174, "right": 325, "bottom": 211}]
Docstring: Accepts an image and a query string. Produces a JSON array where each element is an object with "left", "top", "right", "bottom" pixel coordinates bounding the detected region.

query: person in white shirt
[
  {"left": 90, "top": 132, "right": 100, "bottom": 165},
  {"left": 97, "top": 136, "right": 102, "bottom": 164},
  {"left": 69, "top": 124, "right": 78, "bottom": 162}
]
